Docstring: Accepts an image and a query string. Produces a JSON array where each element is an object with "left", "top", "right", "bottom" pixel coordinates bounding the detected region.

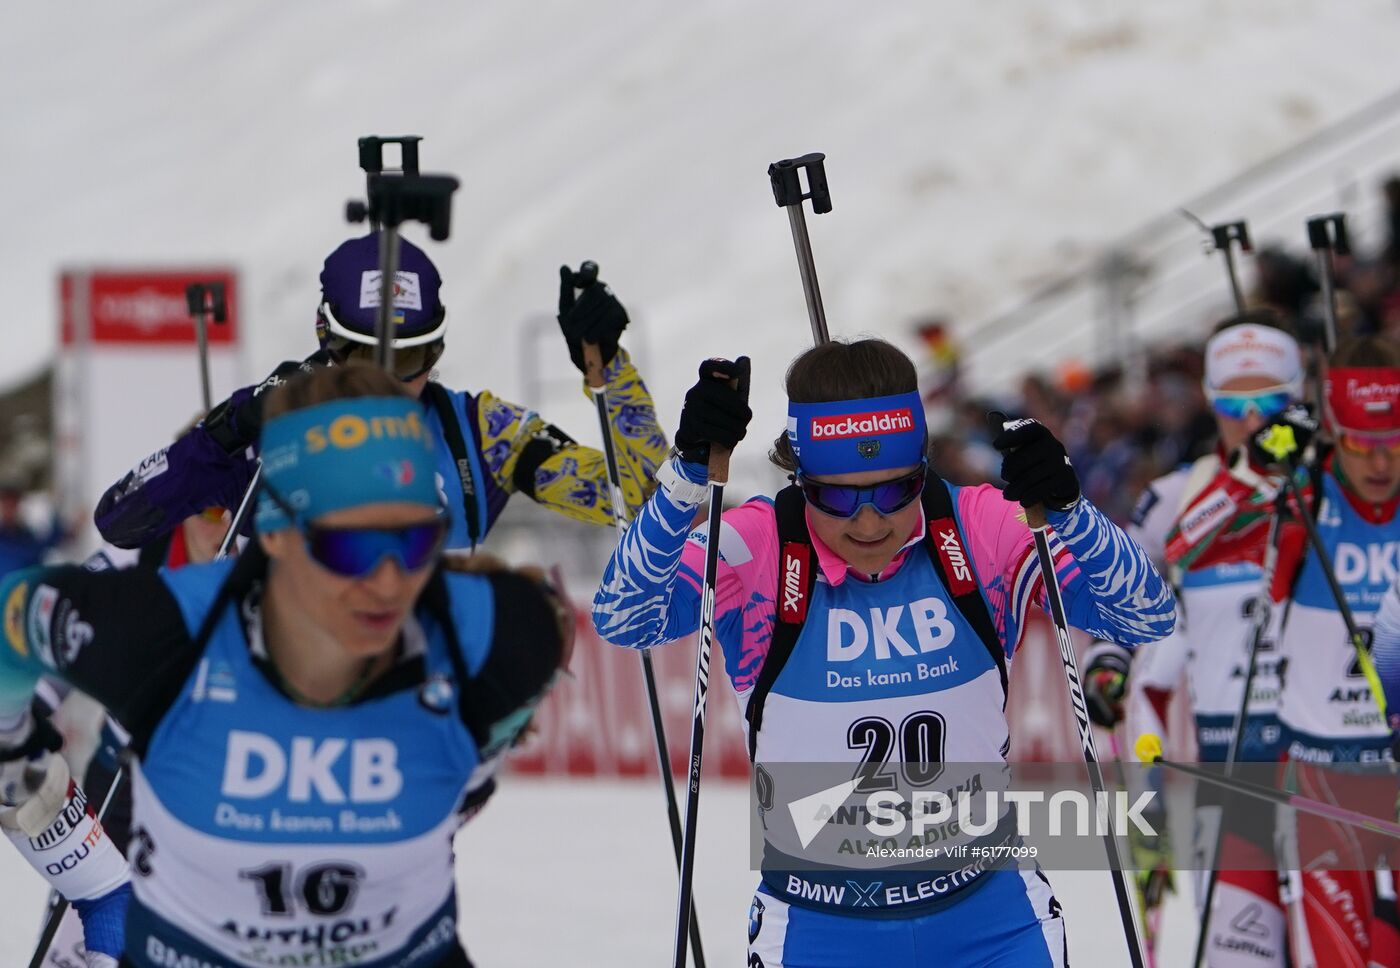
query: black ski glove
[
  {"left": 674, "top": 357, "right": 752, "bottom": 465},
  {"left": 204, "top": 350, "right": 337, "bottom": 455},
  {"left": 558, "top": 262, "right": 629, "bottom": 374},
  {"left": 990, "top": 414, "right": 1080, "bottom": 511},
  {"left": 1248, "top": 403, "right": 1318, "bottom": 471},
  {"left": 1084, "top": 644, "right": 1131, "bottom": 729}
]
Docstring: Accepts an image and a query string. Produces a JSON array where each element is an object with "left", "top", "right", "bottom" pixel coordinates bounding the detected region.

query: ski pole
[
  {"left": 1025, "top": 499, "right": 1150, "bottom": 968},
  {"left": 373, "top": 226, "right": 401, "bottom": 372},
  {"left": 1306, "top": 214, "right": 1350, "bottom": 356},
  {"left": 1180, "top": 212, "right": 1251, "bottom": 315},
  {"left": 346, "top": 169, "right": 459, "bottom": 373},
  {"left": 672, "top": 426, "right": 735, "bottom": 968},
  {"left": 27, "top": 765, "right": 126, "bottom": 968},
  {"left": 571, "top": 263, "right": 706, "bottom": 968},
  {"left": 216, "top": 462, "right": 261, "bottom": 560},
  {"left": 1211, "top": 221, "right": 1252, "bottom": 315},
  {"left": 1105, "top": 728, "right": 1162, "bottom": 968},
  {"left": 1279, "top": 471, "right": 1387, "bottom": 720},
  {"left": 768, "top": 153, "right": 833, "bottom": 344},
  {"left": 357, "top": 135, "right": 422, "bottom": 232},
  {"left": 1135, "top": 733, "right": 1400, "bottom": 840},
  {"left": 1191, "top": 498, "right": 1288, "bottom": 968},
  {"left": 184, "top": 282, "right": 228, "bottom": 413}
]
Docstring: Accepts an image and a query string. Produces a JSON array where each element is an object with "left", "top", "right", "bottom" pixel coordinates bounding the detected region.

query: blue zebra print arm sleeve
[
  {"left": 592, "top": 457, "right": 709, "bottom": 649},
  {"left": 1371, "top": 578, "right": 1400, "bottom": 730},
  {"left": 1047, "top": 498, "right": 1177, "bottom": 646}
]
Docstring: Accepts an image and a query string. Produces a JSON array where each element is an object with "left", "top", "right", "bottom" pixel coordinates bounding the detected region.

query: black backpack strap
[
  {"left": 744, "top": 485, "right": 815, "bottom": 761},
  {"left": 128, "top": 544, "right": 268, "bottom": 759},
  {"left": 423, "top": 381, "right": 482, "bottom": 548},
  {"left": 921, "top": 477, "right": 1009, "bottom": 705},
  {"left": 420, "top": 567, "right": 487, "bottom": 745}
]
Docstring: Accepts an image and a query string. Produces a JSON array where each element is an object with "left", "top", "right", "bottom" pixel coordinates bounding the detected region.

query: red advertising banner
[
  {"left": 60, "top": 269, "right": 239, "bottom": 346},
  {"left": 510, "top": 609, "right": 1196, "bottom": 781}
]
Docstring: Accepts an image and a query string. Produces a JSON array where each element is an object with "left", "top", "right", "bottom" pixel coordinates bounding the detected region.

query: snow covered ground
[
  {"left": 8, "top": 2, "right": 1400, "bottom": 499},
  {"left": 1, "top": 777, "right": 1198, "bottom": 966}
]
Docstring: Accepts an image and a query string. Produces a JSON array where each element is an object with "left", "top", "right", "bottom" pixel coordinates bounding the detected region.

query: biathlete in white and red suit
[
  {"left": 592, "top": 338, "right": 1176, "bottom": 968},
  {"left": 1169, "top": 335, "right": 1400, "bottom": 968},
  {"left": 1084, "top": 314, "right": 1305, "bottom": 966}
]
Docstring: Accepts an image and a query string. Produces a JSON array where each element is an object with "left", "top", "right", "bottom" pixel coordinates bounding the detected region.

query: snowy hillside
[{"left": 7, "top": 0, "right": 1400, "bottom": 496}]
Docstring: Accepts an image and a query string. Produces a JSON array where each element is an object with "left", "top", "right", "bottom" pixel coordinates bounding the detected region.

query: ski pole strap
[{"left": 423, "top": 382, "right": 482, "bottom": 548}]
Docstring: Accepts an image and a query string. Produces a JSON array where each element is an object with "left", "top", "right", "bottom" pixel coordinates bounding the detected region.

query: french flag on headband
[{"left": 788, "top": 391, "right": 927, "bottom": 476}]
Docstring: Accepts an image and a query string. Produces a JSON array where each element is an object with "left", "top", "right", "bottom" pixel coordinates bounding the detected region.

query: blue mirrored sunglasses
[
  {"left": 796, "top": 461, "right": 928, "bottom": 519},
  {"left": 1207, "top": 389, "right": 1292, "bottom": 422},
  {"left": 264, "top": 484, "right": 448, "bottom": 578}
]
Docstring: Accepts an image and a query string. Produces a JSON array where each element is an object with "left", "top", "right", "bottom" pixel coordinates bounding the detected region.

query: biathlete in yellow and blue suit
[{"left": 93, "top": 232, "right": 668, "bottom": 553}]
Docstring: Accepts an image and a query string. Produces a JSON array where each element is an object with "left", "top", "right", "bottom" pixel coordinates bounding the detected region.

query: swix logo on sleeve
[
  {"left": 780, "top": 544, "right": 810, "bottom": 623},
  {"left": 809, "top": 408, "right": 915, "bottom": 440},
  {"left": 929, "top": 518, "right": 976, "bottom": 596}
]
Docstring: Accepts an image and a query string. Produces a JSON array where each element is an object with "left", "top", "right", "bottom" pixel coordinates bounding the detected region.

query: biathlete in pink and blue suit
[{"left": 591, "top": 338, "right": 1176, "bottom": 967}]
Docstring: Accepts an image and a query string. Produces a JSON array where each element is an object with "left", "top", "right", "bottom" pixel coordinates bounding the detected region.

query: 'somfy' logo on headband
[{"left": 304, "top": 411, "right": 428, "bottom": 454}]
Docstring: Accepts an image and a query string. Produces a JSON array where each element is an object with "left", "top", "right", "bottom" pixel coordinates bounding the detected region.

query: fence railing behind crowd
[{"left": 962, "top": 83, "right": 1400, "bottom": 393}]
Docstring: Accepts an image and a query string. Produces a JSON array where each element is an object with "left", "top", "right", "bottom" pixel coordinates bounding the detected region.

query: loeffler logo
[
  {"left": 929, "top": 519, "right": 975, "bottom": 595},
  {"left": 810, "top": 408, "right": 914, "bottom": 440},
  {"left": 780, "top": 545, "right": 808, "bottom": 622},
  {"left": 1178, "top": 488, "right": 1236, "bottom": 546},
  {"left": 1345, "top": 378, "right": 1400, "bottom": 413}
]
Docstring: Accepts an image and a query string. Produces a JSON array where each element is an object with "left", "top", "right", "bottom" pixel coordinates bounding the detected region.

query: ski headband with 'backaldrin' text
[
  {"left": 1325, "top": 367, "right": 1400, "bottom": 434},
  {"left": 787, "top": 392, "right": 927, "bottom": 476}
]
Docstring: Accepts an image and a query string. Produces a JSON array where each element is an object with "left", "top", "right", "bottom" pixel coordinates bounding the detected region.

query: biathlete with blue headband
[
  {"left": 591, "top": 338, "right": 1176, "bottom": 966},
  {"left": 1079, "top": 311, "right": 1305, "bottom": 964},
  {"left": 0, "top": 363, "right": 568, "bottom": 968},
  {"left": 93, "top": 232, "right": 668, "bottom": 553}
]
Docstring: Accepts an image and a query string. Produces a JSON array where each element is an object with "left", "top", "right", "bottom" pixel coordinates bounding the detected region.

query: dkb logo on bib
[
  {"left": 827, "top": 598, "right": 955, "bottom": 661},
  {"left": 221, "top": 731, "right": 403, "bottom": 804}
]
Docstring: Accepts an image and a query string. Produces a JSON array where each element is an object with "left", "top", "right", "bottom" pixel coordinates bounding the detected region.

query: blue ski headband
[
  {"left": 786, "top": 391, "right": 927, "bottom": 476},
  {"left": 255, "top": 397, "right": 440, "bottom": 532}
]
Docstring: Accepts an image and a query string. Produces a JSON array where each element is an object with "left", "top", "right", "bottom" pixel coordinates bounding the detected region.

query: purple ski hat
[{"left": 316, "top": 233, "right": 447, "bottom": 348}]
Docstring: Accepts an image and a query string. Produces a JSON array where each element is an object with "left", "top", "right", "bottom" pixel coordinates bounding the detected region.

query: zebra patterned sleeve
[
  {"left": 1370, "top": 577, "right": 1400, "bottom": 731},
  {"left": 1047, "top": 498, "right": 1177, "bottom": 646},
  {"left": 591, "top": 458, "right": 710, "bottom": 648}
]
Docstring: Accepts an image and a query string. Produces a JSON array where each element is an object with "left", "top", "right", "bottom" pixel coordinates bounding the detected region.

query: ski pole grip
[
  {"left": 707, "top": 446, "right": 731, "bottom": 485},
  {"left": 1307, "top": 213, "right": 1350, "bottom": 255},
  {"left": 358, "top": 135, "right": 422, "bottom": 176},
  {"left": 705, "top": 371, "right": 743, "bottom": 484},
  {"left": 1211, "top": 221, "right": 1251, "bottom": 253},
  {"left": 1025, "top": 504, "right": 1048, "bottom": 530},
  {"left": 768, "top": 153, "right": 832, "bottom": 214},
  {"left": 582, "top": 342, "right": 606, "bottom": 390},
  {"left": 185, "top": 282, "right": 228, "bottom": 323}
]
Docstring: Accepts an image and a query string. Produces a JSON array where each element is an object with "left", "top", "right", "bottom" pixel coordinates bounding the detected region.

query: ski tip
[{"left": 1133, "top": 732, "right": 1163, "bottom": 764}]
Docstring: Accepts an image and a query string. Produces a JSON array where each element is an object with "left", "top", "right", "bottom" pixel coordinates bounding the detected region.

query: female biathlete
[
  {"left": 1084, "top": 313, "right": 1304, "bottom": 963},
  {"left": 0, "top": 363, "right": 567, "bottom": 968},
  {"left": 94, "top": 234, "right": 667, "bottom": 553},
  {"left": 1169, "top": 335, "right": 1400, "bottom": 967},
  {"left": 591, "top": 338, "right": 1176, "bottom": 966}
]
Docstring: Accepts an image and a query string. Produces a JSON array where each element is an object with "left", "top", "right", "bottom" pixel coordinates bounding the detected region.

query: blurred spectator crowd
[{"left": 920, "top": 175, "right": 1400, "bottom": 524}]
